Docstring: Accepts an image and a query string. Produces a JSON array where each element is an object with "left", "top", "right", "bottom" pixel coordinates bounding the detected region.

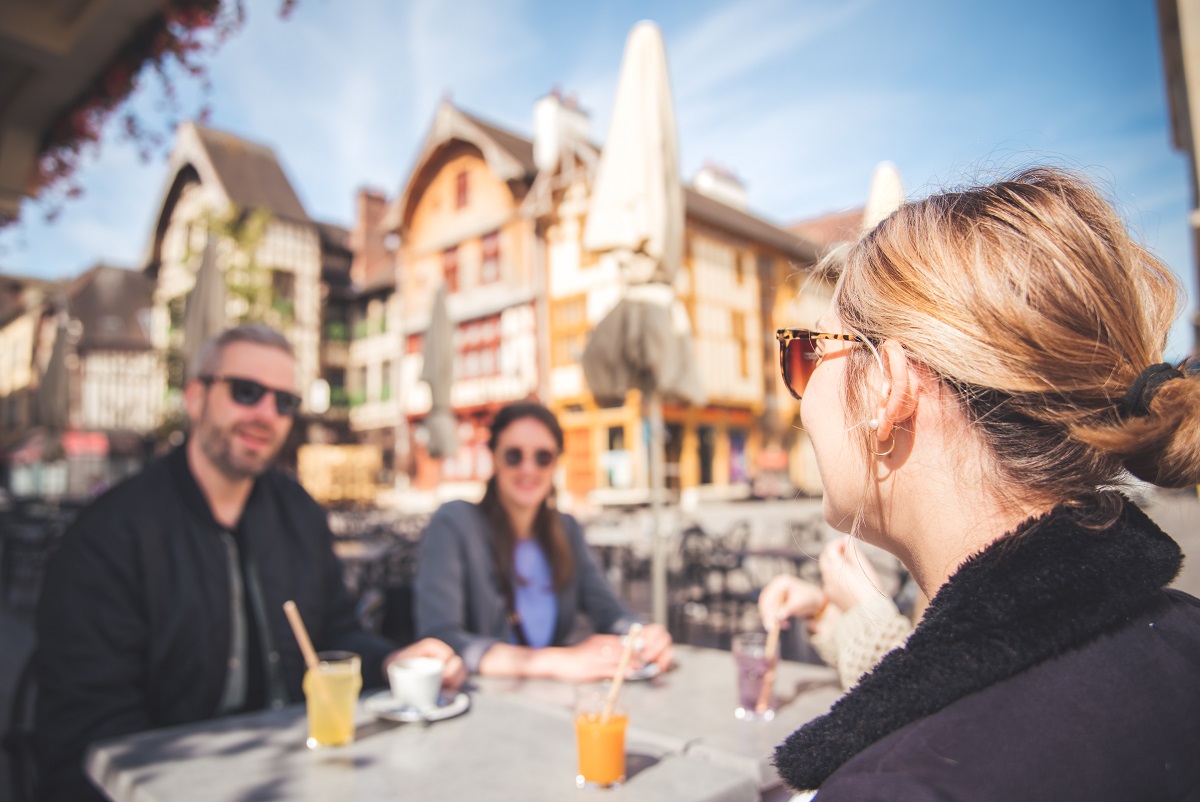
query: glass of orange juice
[
  {"left": 574, "top": 682, "right": 627, "bottom": 789},
  {"left": 303, "top": 651, "right": 362, "bottom": 749}
]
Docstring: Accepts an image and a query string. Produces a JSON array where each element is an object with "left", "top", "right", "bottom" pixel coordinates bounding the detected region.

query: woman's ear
[{"left": 875, "top": 340, "right": 918, "bottom": 442}]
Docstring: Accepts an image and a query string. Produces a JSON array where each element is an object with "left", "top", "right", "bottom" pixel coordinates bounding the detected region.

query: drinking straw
[
  {"left": 284, "top": 600, "right": 351, "bottom": 737},
  {"left": 601, "top": 623, "right": 643, "bottom": 723},
  {"left": 755, "top": 619, "right": 781, "bottom": 715},
  {"left": 283, "top": 600, "right": 320, "bottom": 670}
]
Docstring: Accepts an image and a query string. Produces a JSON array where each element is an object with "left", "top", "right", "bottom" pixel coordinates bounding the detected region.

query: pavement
[{"left": 2, "top": 486, "right": 1197, "bottom": 796}]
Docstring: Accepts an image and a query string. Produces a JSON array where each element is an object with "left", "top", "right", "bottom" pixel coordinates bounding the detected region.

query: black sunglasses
[
  {"left": 775, "top": 329, "right": 867, "bottom": 399},
  {"left": 200, "top": 375, "right": 302, "bottom": 416},
  {"left": 501, "top": 447, "right": 557, "bottom": 468}
]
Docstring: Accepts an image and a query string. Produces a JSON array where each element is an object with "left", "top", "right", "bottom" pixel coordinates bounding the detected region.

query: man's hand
[{"left": 384, "top": 638, "right": 467, "bottom": 691}]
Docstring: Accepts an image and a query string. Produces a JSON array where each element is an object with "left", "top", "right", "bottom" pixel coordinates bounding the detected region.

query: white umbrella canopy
[
  {"left": 581, "top": 20, "right": 705, "bottom": 407},
  {"left": 181, "top": 232, "right": 226, "bottom": 375},
  {"left": 420, "top": 283, "right": 459, "bottom": 459},
  {"left": 583, "top": 20, "right": 683, "bottom": 286},
  {"left": 580, "top": 20, "right": 704, "bottom": 626}
]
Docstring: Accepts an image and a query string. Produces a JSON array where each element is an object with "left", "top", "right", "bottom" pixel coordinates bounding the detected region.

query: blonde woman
[{"left": 772, "top": 168, "right": 1200, "bottom": 799}]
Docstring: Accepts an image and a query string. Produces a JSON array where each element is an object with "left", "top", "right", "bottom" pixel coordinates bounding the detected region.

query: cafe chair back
[{"left": 3, "top": 653, "right": 38, "bottom": 802}]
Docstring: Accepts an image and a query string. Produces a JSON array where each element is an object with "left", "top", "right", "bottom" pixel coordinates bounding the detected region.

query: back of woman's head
[
  {"left": 837, "top": 166, "right": 1199, "bottom": 511},
  {"left": 488, "top": 401, "right": 564, "bottom": 453}
]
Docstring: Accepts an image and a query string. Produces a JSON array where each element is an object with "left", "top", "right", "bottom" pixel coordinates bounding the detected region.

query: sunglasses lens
[
  {"left": 275, "top": 392, "right": 301, "bottom": 416},
  {"left": 228, "top": 379, "right": 267, "bottom": 406},
  {"left": 501, "top": 448, "right": 557, "bottom": 468},
  {"left": 782, "top": 338, "right": 819, "bottom": 399}
]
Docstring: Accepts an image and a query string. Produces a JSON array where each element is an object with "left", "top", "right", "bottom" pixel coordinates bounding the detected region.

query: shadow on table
[{"left": 626, "top": 750, "right": 660, "bottom": 781}]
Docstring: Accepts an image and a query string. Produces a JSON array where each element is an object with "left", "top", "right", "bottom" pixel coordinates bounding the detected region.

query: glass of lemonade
[
  {"left": 574, "top": 682, "right": 627, "bottom": 789},
  {"left": 303, "top": 651, "right": 362, "bottom": 749}
]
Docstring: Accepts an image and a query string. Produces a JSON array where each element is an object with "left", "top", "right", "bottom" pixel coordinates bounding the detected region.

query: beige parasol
[{"left": 581, "top": 20, "right": 705, "bottom": 625}]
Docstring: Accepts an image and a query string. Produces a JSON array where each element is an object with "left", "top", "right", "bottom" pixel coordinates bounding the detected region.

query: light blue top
[
  {"left": 415, "top": 500, "right": 639, "bottom": 673},
  {"left": 512, "top": 539, "right": 556, "bottom": 648}
]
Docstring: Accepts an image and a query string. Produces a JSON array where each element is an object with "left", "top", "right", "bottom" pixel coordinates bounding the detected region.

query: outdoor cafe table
[
  {"left": 84, "top": 688, "right": 759, "bottom": 801},
  {"left": 85, "top": 645, "right": 841, "bottom": 801},
  {"left": 475, "top": 644, "right": 842, "bottom": 794}
]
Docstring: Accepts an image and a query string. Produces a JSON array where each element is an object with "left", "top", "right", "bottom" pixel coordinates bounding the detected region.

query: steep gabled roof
[
  {"left": 386, "top": 101, "right": 817, "bottom": 262},
  {"left": 385, "top": 102, "right": 537, "bottom": 232},
  {"left": 192, "top": 124, "right": 310, "bottom": 222},
  {"left": 0, "top": 273, "right": 63, "bottom": 327},
  {"left": 67, "top": 265, "right": 154, "bottom": 352},
  {"left": 790, "top": 207, "right": 865, "bottom": 252},
  {"left": 461, "top": 111, "right": 537, "bottom": 175},
  {"left": 686, "top": 189, "right": 819, "bottom": 263}
]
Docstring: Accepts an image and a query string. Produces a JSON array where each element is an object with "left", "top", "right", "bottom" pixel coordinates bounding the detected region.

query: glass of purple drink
[{"left": 732, "top": 631, "right": 776, "bottom": 721}]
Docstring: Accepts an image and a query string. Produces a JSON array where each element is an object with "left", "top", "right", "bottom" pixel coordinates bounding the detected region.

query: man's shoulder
[
  {"left": 256, "top": 467, "right": 320, "bottom": 506},
  {"left": 69, "top": 457, "right": 173, "bottom": 533}
]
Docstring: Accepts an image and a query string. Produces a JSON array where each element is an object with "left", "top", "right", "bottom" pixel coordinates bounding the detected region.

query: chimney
[
  {"left": 349, "top": 187, "right": 391, "bottom": 286},
  {"left": 534, "top": 89, "right": 591, "bottom": 173},
  {"left": 693, "top": 162, "right": 747, "bottom": 209}
]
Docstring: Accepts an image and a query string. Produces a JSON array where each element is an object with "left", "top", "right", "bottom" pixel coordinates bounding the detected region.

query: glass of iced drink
[
  {"left": 303, "top": 651, "right": 362, "bottom": 749},
  {"left": 732, "top": 632, "right": 775, "bottom": 721},
  {"left": 574, "top": 682, "right": 628, "bottom": 789}
]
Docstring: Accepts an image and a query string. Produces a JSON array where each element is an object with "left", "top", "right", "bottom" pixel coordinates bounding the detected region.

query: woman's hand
[
  {"left": 635, "top": 623, "right": 673, "bottom": 671},
  {"left": 554, "top": 634, "right": 627, "bottom": 681},
  {"left": 758, "top": 574, "right": 827, "bottom": 627},
  {"left": 384, "top": 637, "right": 468, "bottom": 691}
]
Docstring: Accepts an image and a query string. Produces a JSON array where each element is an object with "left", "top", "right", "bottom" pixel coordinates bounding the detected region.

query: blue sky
[{"left": 2, "top": 0, "right": 1194, "bottom": 358}]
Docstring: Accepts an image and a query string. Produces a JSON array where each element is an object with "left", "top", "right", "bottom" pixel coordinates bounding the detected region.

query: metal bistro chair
[
  {"left": 3, "top": 654, "right": 38, "bottom": 802},
  {"left": 2, "top": 512, "right": 68, "bottom": 610},
  {"left": 669, "top": 520, "right": 755, "bottom": 644},
  {"left": 353, "top": 532, "right": 422, "bottom": 648}
]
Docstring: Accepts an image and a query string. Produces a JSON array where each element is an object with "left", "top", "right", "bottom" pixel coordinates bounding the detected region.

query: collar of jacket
[
  {"left": 167, "top": 442, "right": 265, "bottom": 532},
  {"left": 774, "top": 497, "right": 1182, "bottom": 791}
]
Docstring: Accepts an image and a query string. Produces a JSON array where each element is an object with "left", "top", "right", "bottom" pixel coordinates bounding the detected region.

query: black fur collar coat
[{"left": 774, "top": 498, "right": 1200, "bottom": 800}]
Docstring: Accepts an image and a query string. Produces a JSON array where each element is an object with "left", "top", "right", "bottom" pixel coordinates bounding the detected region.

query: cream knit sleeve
[{"left": 809, "top": 593, "right": 912, "bottom": 690}]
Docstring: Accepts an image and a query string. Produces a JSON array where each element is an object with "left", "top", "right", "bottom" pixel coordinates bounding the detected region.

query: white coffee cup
[{"left": 387, "top": 657, "right": 444, "bottom": 710}]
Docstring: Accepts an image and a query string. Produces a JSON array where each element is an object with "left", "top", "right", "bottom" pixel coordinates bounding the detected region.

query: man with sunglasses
[{"left": 34, "top": 324, "right": 463, "bottom": 802}]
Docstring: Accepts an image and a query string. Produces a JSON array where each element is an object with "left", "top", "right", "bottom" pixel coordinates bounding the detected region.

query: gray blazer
[{"left": 415, "top": 500, "right": 638, "bottom": 672}]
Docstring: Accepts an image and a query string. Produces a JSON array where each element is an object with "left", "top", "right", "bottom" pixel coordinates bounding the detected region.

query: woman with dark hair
[
  {"left": 415, "top": 401, "right": 673, "bottom": 680},
  {"left": 771, "top": 168, "right": 1200, "bottom": 799}
]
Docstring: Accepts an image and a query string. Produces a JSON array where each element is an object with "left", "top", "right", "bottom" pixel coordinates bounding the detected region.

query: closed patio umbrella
[
  {"left": 181, "top": 232, "right": 225, "bottom": 376},
  {"left": 34, "top": 313, "right": 71, "bottom": 462},
  {"left": 580, "top": 20, "right": 705, "bottom": 626},
  {"left": 420, "top": 283, "right": 458, "bottom": 460}
]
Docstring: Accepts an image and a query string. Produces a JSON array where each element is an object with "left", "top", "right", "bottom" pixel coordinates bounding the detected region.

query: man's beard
[{"left": 197, "top": 418, "right": 282, "bottom": 481}]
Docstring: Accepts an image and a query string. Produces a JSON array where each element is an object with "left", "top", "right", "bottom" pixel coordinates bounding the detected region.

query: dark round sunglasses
[
  {"left": 500, "top": 447, "right": 557, "bottom": 468},
  {"left": 200, "top": 375, "right": 302, "bottom": 416},
  {"left": 775, "top": 329, "right": 866, "bottom": 399}
]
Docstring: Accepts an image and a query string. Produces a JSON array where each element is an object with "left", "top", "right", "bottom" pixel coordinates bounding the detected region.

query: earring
[
  {"left": 868, "top": 418, "right": 879, "bottom": 430},
  {"left": 871, "top": 431, "right": 895, "bottom": 457}
]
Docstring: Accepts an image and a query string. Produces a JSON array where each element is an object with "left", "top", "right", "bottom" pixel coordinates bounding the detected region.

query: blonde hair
[{"left": 835, "top": 167, "right": 1199, "bottom": 515}]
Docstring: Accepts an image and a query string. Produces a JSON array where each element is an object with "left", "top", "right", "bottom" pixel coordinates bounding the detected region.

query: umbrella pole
[{"left": 646, "top": 391, "right": 668, "bottom": 627}]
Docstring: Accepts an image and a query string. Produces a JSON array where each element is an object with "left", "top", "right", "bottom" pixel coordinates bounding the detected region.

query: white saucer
[
  {"left": 625, "top": 662, "right": 661, "bottom": 681},
  {"left": 364, "top": 690, "right": 471, "bottom": 723}
]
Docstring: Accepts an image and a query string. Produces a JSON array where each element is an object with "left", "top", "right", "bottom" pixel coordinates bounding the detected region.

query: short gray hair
[{"left": 188, "top": 324, "right": 294, "bottom": 381}]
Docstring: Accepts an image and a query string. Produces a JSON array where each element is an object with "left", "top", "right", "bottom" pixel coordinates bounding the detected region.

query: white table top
[
  {"left": 476, "top": 645, "right": 842, "bottom": 790},
  {"left": 85, "top": 645, "right": 840, "bottom": 801}
]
